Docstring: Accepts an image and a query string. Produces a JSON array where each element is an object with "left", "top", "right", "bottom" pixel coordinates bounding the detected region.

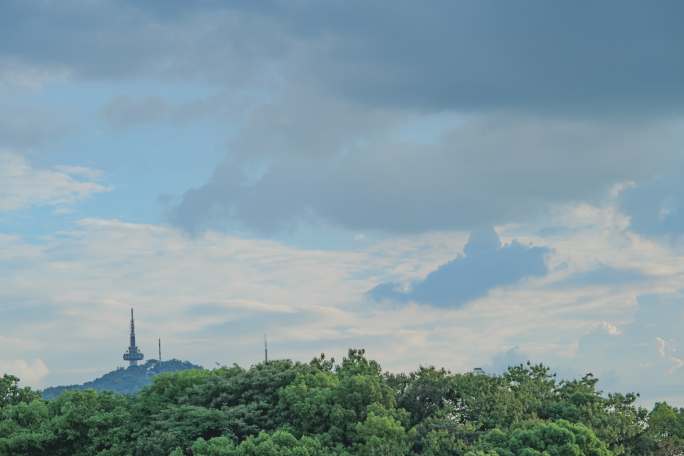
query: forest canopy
[{"left": 1, "top": 349, "right": 683, "bottom": 456}]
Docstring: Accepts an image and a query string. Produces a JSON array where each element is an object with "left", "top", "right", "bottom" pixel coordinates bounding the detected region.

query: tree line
[{"left": 1, "top": 349, "right": 683, "bottom": 455}]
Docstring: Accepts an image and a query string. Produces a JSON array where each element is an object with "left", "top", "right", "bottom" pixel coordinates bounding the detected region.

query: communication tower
[{"left": 122, "top": 308, "right": 144, "bottom": 366}]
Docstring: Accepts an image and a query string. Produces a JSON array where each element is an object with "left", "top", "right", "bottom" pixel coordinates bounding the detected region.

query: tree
[
  {"left": 193, "top": 436, "right": 236, "bottom": 455},
  {"left": 394, "top": 366, "right": 455, "bottom": 426},
  {"left": 644, "top": 402, "right": 684, "bottom": 455},
  {"left": 0, "top": 399, "right": 52, "bottom": 456},
  {"left": 354, "top": 408, "right": 411, "bottom": 456},
  {"left": 234, "top": 430, "right": 330, "bottom": 456},
  {"left": 473, "top": 419, "right": 613, "bottom": 456},
  {"left": 130, "top": 404, "right": 233, "bottom": 455},
  {"left": 0, "top": 374, "right": 39, "bottom": 409},
  {"left": 1, "top": 350, "right": 676, "bottom": 456},
  {"left": 45, "top": 390, "right": 131, "bottom": 456}
]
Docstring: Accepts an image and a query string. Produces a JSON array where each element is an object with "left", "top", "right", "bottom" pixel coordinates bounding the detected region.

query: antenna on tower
[
  {"left": 122, "top": 308, "right": 144, "bottom": 367},
  {"left": 158, "top": 338, "right": 162, "bottom": 362},
  {"left": 264, "top": 334, "right": 269, "bottom": 364}
]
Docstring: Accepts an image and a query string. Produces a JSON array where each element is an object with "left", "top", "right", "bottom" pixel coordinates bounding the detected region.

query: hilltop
[{"left": 41, "top": 359, "right": 201, "bottom": 399}]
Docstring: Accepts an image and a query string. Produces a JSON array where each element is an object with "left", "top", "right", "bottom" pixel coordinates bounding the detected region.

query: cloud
[
  {"left": 3, "top": 1, "right": 683, "bottom": 237},
  {"left": 573, "top": 292, "right": 684, "bottom": 402},
  {"left": 369, "top": 227, "right": 549, "bottom": 307},
  {"left": 0, "top": 218, "right": 556, "bottom": 387},
  {"left": 301, "top": 1, "right": 684, "bottom": 114},
  {"left": 619, "top": 173, "right": 684, "bottom": 238},
  {"left": 553, "top": 264, "right": 649, "bottom": 288},
  {"left": 2, "top": 1, "right": 684, "bottom": 405},
  {"left": 173, "top": 113, "right": 684, "bottom": 234},
  {"left": 0, "top": 107, "right": 70, "bottom": 149},
  {"left": 0, "top": 152, "right": 108, "bottom": 212},
  {"left": 100, "top": 94, "right": 228, "bottom": 129},
  {"left": 0, "top": 358, "right": 49, "bottom": 388},
  {"left": 483, "top": 347, "right": 530, "bottom": 374},
  {"left": 0, "top": 58, "right": 71, "bottom": 89},
  {"left": 0, "top": 209, "right": 682, "bottom": 400},
  {"left": 3, "top": 1, "right": 684, "bottom": 115},
  {"left": 0, "top": 218, "right": 380, "bottom": 385},
  {"left": 0, "top": 0, "right": 290, "bottom": 84}
]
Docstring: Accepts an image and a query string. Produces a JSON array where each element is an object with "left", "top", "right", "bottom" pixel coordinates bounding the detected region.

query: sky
[{"left": 1, "top": 0, "right": 684, "bottom": 406}]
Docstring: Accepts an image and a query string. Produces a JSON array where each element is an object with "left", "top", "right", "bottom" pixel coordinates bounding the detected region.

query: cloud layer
[
  {"left": 3, "top": 1, "right": 684, "bottom": 113},
  {"left": 2, "top": 0, "right": 684, "bottom": 408},
  {"left": 2, "top": 1, "right": 684, "bottom": 237},
  {"left": 0, "top": 152, "right": 107, "bottom": 212},
  {"left": 173, "top": 114, "right": 684, "bottom": 234},
  {"left": 371, "top": 227, "right": 549, "bottom": 307}
]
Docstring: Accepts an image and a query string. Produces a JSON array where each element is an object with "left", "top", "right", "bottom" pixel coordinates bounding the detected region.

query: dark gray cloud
[
  {"left": 100, "top": 95, "right": 227, "bottom": 129},
  {"left": 2, "top": 1, "right": 683, "bottom": 114},
  {"left": 4, "top": 1, "right": 684, "bottom": 235},
  {"left": 296, "top": 1, "right": 684, "bottom": 114},
  {"left": 369, "top": 227, "right": 549, "bottom": 308},
  {"left": 0, "top": 0, "right": 289, "bottom": 83},
  {"left": 172, "top": 114, "right": 682, "bottom": 234}
]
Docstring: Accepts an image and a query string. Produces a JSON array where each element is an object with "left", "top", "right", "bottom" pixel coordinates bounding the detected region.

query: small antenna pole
[
  {"left": 264, "top": 334, "right": 268, "bottom": 364},
  {"left": 158, "top": 338, "right": 162, "bottom": 362}
]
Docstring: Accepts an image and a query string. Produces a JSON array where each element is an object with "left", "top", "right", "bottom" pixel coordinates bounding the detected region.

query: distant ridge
[{"left": 41, "top": 359, "right": 201, "bottom": 399}]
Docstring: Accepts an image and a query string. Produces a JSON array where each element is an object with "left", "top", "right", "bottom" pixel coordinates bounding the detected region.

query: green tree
[
  {"left": 45, "top": 390, "right": 131, "bottom": 456},
  {"left": 474, "top": 419, "right": 613, "bottom": 456},
  {"left": 0, "top": 375, "right": 39, "bottom": 409},
  {"left": 644, "top": 402, "right": 684, "bottom": 455},
  {"left": 393, "top": 366, "right": 455, "bottom": 426},
  {"left": 235, "top": 430, "right": 330, "bottom": 456},
  {"left": 0, "top": 399, "right": 52, "bottom": 456},
  {"left": 0, "top": 350, "right": 676, "bottom": 456},
  {"left": 278, "top": 349, "right": 395, "bottom": 447},
  {"left": 546, "top": 375, "right": 649, "bottom": 455},
  {"left": 130, "top": 404, "right": 233, "bottom": 455},
  {"left": 173, "top": 436, "right": 236, "bottom": 455},
  {"left": 354, "top": 408, "right": 411, "bottom": 456}
]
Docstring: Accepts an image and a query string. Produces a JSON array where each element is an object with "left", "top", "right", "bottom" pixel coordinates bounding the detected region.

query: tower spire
[
  {"left": 123, "top": 308, "right": 144, "bottom": 367},
  {"left": 130, "top": 308, "right": 136, "bottom": 348}
]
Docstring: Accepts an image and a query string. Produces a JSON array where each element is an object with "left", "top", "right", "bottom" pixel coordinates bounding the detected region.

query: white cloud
[
  {"left": 0, "top": 358, "right": 49, "bottom": 388},
  {"left": 601, "top": 322, "right": 622, "bottom": 336},
  {"left": 656, "top": 336, "right": 684, "bottom": 374},
  {"left": 2, "top": 198, "right": 684, "bottom": 402},
  {"left": 0, "top": 152, "right": 108, "bottom": 212}
]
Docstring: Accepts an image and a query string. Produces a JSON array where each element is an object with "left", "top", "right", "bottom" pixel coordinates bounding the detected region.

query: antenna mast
[
  {"left": 122, "top": 308, "right": 144, "bottom": 367},
  {"left": 130, "top": 308, "right": 136, "bottom": 348},
  {"left": 264, "top": 334, "right": 268, "bottom": 364},
  {"left": 158, "top": 338, "right": 162, "bottom": 362}
]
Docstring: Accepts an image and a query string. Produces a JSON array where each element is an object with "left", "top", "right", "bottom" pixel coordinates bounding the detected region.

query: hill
[{"left": 41, "top": 359, "right": 201, "bottom": 399}]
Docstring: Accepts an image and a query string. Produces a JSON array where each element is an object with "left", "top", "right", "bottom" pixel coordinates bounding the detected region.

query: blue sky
[{"left": 1, "top": 0, "right": 684, "bottom": 406}]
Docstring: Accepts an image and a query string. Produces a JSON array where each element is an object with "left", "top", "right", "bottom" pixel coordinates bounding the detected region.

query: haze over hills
[
  {"left": 41, "top": 309, "right": 201, "bottom": 399},
  {"left": 41, "top": 359, "right": 201, "bottom": 399}
]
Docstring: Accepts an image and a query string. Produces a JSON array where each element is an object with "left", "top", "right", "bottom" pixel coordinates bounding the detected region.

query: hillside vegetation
[
  {"left": 42, "top": 359, "right": 201, "bottom": 399},
  {"left": 1, "top": 349, "right": 683, "bottom": 456}
]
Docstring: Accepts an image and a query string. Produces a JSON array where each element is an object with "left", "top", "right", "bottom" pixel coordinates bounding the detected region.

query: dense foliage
[
  {"left": 2, "top": 349, "right": 683, "bottom": 456},
  {"left": 42, "top": 360, "right": 201, "bottom": 399}
]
